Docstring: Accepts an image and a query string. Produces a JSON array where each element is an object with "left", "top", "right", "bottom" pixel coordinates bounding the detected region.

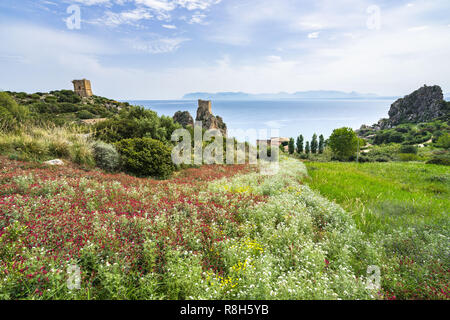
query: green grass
[
  {"left": 304, "top": 161, "right": 449, "bottom": 299},
  {"left": 0, "top": 124, "right": 95, "bottom": 167},
  {"left": 304, "top": 161, "right": 449, "bottom": 233}
]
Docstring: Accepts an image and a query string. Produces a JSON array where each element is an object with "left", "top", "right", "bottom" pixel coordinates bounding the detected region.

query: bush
[
  {"left": 358, "top": 156, "right": 371, "bottom": 163},
  {"left": 0, "top": 92, "right": 29, "bottom": 131},
  {"left": 374, "top": 156, "right": 390, "bottom": 162},
  {"left": 115, "top": 138, "right": 175, "bottom": 178},
  {"left": 435, "top": 133, "right": 450, "bottom": 149},
  {"left": 299, "top": 153, "right": 309, "bottom": 160},
  {"left": 70, "top": 142, "right": 95, "bottom": 167},
  {"left": 48, "top": 139, "right": 71, "bottom": 158},
  {"left": 77, "top": 110, "right": 95, "bottom": 120},
  {"left": 398, "top": 153, "right": 419, "bottom": 162},
  {"left": 426, "top": 153, "right": 450, "bottom": 166},
  {"left": 400, "top": 145, "right": 418, "bottom": 154},
  {"left": 93, "top": 141, "right": 120, "bottom": 172},
  {"left": 94, "top": 106, "right": 180, "bottom": 144}
]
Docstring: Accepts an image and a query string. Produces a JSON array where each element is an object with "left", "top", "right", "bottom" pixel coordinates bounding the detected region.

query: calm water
[{"left": 126, "top": 99, "right": 393, "bottom": 142}]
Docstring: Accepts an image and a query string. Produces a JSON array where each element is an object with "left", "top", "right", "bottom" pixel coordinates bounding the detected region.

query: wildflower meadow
[{"left": 0, "top": 155, "right": 448, "bottom": 300}]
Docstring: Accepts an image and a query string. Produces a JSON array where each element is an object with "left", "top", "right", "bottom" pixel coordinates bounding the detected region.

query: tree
[
  {"left": 0, "top": 92, "right": 29, "bottom": 131},
  {"left": 318, "top": 134, "right": 325, "bottom": 154},
  {"left": 305, "top": 141, "right": 310, "bottom": 154},
  {"left": 311, "top": 133, "right": 318, "bottom": 154},
  {"left": 296, "top": 135, "right": 304, "bottom": 154},
  {"left": 288, "top": 137, "right": 295, "bottom": 154},
  {"left": 328, "top": 127, "right": 358, "bottom": 160},
  {"left": 435, "top": 133, "right": 450, "bottom": 149}
]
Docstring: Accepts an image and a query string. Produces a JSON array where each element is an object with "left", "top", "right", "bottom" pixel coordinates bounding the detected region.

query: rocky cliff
[
  {"left": 172, "top": 100, "right": 227, "bottom": 136},
  {"left": 360, "top": 85, "right": 449, "bottom": 131},
  {"left": 173, "top": 111, "right": 194, "bottom": 128},
  {"left": 387, "top": 85, "right": 447, "bottom": 127}
]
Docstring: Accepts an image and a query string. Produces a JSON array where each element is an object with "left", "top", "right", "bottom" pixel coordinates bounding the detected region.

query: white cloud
[
  {"left": 188, "top": 13, "right": 207, "bottom": 24},
  {"left": 266, "top": 55, "right": 282, "bottom": 63},
  {"left": 307, "top": 32, "right": 320, "bottom": 39},
  {"left": 176, "top": 0, "right": 221, "bottom": 11},
  {"left": 408, "top": 25, "right": 429, "bottom": 32},
  {"left": 162, "top": 24, "right": 177, "bottom": 29},
  {"left": 135, "top": 0, "right": 176, "bottom": 11},
  {"left": 72, "top": 0, "right": 111, "bottom": 6},
  {"left": 126, "top": 36, "right": 190, "bottom": 53},
  {"left": 102, "top": 8, "right": 153, "bottom": 26},
  {"left": 135, "top": 0, "right": 220, "bottom": 11},
  {"left": 92, "top": 0, "right": 221, "bottom": 26}
]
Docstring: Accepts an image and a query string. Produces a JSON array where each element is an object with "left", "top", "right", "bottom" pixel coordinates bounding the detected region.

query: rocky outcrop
[
  {"left": 386, "top": 85, "right": 447, "bottom": 127},
  {"left": 173, "top": 111, "right": 194, "bottom": 128},
  {"left": 195, "top": 100, "right": 227, "bottom": 136},
  {"left": 359, "top": 85, "right": 449, "bottom": 132}
]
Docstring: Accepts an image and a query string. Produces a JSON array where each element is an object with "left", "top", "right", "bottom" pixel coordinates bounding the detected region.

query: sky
[{"left": 0, "top": 0, "right": 449, "bottom": 99}]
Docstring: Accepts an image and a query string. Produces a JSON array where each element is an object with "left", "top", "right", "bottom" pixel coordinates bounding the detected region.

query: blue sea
[{"left": 125, "top": 99, "right": 393, "bottom": 142}]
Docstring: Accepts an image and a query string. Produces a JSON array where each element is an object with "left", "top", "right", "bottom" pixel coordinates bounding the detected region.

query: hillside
[
  {"left": 355, "top": 85, "right": 449, "bottom": 164},
  {"left": 5, "top": 90, "right": 131, "bottom": 125},
  {"left": 360, "top": 85, "right": 449, "bottom": 132}
]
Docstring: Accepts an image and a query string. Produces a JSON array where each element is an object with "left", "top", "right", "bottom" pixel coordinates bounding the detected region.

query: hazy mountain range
[{"left": 182, "top": 91, "right": 398, "bottom": 100}]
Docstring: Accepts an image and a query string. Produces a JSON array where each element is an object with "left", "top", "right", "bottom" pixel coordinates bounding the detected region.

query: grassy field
[
  {"left": 304, "top": 161, "right": 449, "bottom": 233},
  {"left": 305, "top": 161, "right": 449, "bottom": 299}
]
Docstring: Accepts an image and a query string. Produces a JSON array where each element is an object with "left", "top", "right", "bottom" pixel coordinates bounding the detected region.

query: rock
[
  {"left": 358, "top": 85, "right": 449, "bottom": 133},
  {"left": 195, "top": 100, "right": 227, "bottom": 136},
  {"left": 44, "top": 159, "right": 64, "bottom": 166},
  {"left": 386, "top": 85, "right": 448, "bottom": 127},
  {"left": 173, "top": 111, "right": 194, "bottom": 128}
]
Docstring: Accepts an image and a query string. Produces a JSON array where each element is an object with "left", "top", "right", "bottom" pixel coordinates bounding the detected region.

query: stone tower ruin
[
  {"left": 72, "top": 79, "right": 93, "bottom": 98},
  {"left": 196, "top": 99, "right": 227, "bottom": 136}
]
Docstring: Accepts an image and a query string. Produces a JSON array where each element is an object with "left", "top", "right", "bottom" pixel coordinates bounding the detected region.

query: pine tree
[
  {"left": 305, "top": 141, "right": 310, "bottom": 154},
  {"left": 296, "top": 135, "right": 304, "bottom": 154},
  {"left": 319, "top": 134, "right": 324, "bottom": 154},
  {"left": 311, "top": 134, "right": 318, "bottom": 154},
  {"left": 288, "top": 137, "right": 295, "bottom": 154}
]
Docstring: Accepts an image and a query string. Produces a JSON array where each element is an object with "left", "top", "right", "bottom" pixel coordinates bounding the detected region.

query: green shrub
[
  {"left": 0, "top": 92, "right": 29, "bottom": 130},
  {"left": 358, "top": 155, "right": 371, "bottom": 163},
  {"left": 115, "top": 137, "right": 175, "bottom": 178},
  {"left": 93, "top": 141, "right": 120, "bottom": 172},
  {"left": 426, "top": 153, "right": 450, "bottom": 166},
  {"left": 77, "top": 110, "right": 95, "bottom": 120},
  {"left": 435, "top": 133, "right": 450, "bottom": 149},
  {"left": 94, "top": 106, "right": 180, "bottom": 143},
  {"left": 70, "top": 142, "right": 95, "bottom": 167},
  {"left": 374, "top": 156, "right": 390, "bottom": 162},
  {"left": 48, "top": 140, "right": 71, "bottom": 158},
  {"left": 400, "top": 145, "right": 418, "bottom": 154},
  {"left": 398, "top": 153, "right": 419, "bottom": 162},
  {"left": 299, "top": 153, "right": 309, "bottom": 160},
  {"left": 44, "top": 96, "right": 58, "bottom": 104}
]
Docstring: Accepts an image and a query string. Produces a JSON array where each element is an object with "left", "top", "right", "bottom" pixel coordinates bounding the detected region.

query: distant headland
[{"left": 182, "top": 91, "right": 397, "bottom": 101}]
